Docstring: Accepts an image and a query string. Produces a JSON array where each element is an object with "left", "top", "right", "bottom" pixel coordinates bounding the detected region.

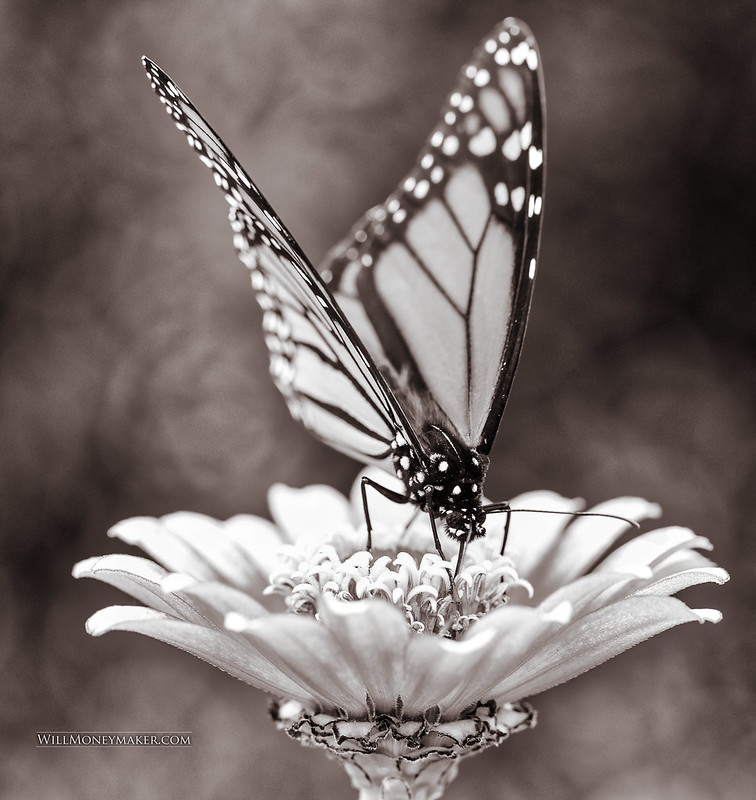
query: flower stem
[{"left": 346, "top": 758, "right": 459, "bottom": 800}]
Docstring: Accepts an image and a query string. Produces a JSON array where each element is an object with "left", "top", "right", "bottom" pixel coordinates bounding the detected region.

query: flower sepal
[{"left": 272, "top": 697, "right": 536, "bottom": 800}]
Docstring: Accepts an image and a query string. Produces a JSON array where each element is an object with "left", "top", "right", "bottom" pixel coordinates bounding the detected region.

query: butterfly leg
[
  {"left": 360, "top": 476, "right": 410, "bottom": 550},
  {"left": 482, "top": 501, "right": 513, "bottom": 555}
]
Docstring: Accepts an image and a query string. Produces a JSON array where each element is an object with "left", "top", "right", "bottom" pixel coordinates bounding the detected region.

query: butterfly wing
[
  {"left": 322, "top": 17, "right": 545, "bottom": 455},
  {"left": 142, "top": 58, "right": 424, "bottom": 468}
]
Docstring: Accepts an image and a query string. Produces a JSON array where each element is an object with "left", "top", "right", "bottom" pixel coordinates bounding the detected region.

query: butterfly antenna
[{"left": 485, "top": 502, "right": 642, "bottom": 530}]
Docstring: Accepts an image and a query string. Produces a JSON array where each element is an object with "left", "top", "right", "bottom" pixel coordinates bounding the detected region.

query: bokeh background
[{"left": 2, "top": 0, "right": 754, "bottom": 798}]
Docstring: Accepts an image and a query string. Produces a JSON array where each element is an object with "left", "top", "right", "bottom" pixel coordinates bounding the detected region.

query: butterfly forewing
[
  {"left": 322, "top": 18, "right": 544, "bottom": 455},
  {"left": 142, "top": 58, "right": 423, "bottom": 467},
  {"left": 142, "top": 17, "right": 545, "bottom": 537}
]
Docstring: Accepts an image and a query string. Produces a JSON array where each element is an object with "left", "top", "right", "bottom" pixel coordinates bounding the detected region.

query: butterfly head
[{"left": 392, "top": 426, "right": 489, "bottom": 542}]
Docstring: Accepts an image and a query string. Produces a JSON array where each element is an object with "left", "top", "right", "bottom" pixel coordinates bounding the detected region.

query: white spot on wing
[
  {"left": 474, "top": 69, "right": 490, "bottom": 87},
  {"left": 502, "top": 130, "right": 522, "bottom": 160},
  {"left": 520, "top": 121, "right": 533, "bottom": 149},
  {"left": 442, "top": 136, "right": 460, "bottom": 156},
  {"left": 469, "top": 127, "right": 496, "bottom": 157},
  {"left": 511, "top": 42, "right": 529, "bottom": 66},
  {"left": 510, "top": 186, "right": 526, "bottom": 212}
]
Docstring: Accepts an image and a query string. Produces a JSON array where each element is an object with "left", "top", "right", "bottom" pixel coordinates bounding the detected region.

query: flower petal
[
  {"left": 222, "top": 514, "right": 288, "bottom": 585},
  {"left": 524, "top": 497, "right": 663, "bottom": 597},
  {"left": 437, "top": 604, "right": 578, "bottom": 717},
  {"left": 491, "top": 491, "right": 584, "bottom": 582},
  {"left": 597, "top": 526, "right": 711, "bottom": 573},
  {"left": 401, "top": 607, "right": 552, "bottom": 718},
  {"left": 400, "top": 626, "right": 500, "bottom": 717},
  {"left": 161, "top": 576, "right": 270, "bottom": 627},
  {"left": 268, "top": 483, "right": 354, "bottom": 542},
  {"left": 74, "top": 554, "right": 213, "bottom": 624},
  {"left": 229, "top": 611, "right": 368, "bottom": 716},
  {"left": 488, "top": 595, "right": 719, "bottom": 703},
  {"left": 317, "top": 595, "right": 411, "bottom": 714},
  {"left": 85, "top": 605, "right": 316, "bottom": 701},
  {"left": 537, "top": 571, "right": 640, "bottom": 618},
  {"left": 108, "top": 512, "right": 280, "bottom": 593},
  {"left": 632, "top": 566, "right": 730, "bottom": 598}
]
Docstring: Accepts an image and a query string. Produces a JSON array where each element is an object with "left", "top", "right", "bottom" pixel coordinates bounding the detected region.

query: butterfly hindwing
[
  {"left": 142, "top": 58, "right": 423, "bottom": 468},
  {"left": 322, "top": 18, "right": 544, "bottom": 455}
]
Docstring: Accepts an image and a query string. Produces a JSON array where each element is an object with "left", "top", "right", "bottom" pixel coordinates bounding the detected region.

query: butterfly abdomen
[{"left": 391, "top": 425, "right": 489, "bottom": 541}]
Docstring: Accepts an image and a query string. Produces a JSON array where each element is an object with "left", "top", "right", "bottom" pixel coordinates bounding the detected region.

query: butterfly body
[
  {"left": 391, "top": 426, "right": 488, "bottom": 540},
  {"left": 143, "top": 16, "right": 544, "bottom": 546}
]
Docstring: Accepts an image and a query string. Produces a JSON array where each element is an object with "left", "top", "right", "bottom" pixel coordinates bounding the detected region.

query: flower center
[{"left": 265, "top": 545, "right": 527, "bottom": 637}]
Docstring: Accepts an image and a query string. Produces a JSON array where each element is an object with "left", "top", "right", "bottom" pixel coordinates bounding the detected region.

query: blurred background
[{"left": 1, "top": 0, "right": 754, "bottom": 797}]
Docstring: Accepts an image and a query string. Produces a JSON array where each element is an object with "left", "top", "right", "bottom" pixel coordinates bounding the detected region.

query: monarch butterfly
[{"left": 142, "top": 17, "right": 544, "bottom": 557}]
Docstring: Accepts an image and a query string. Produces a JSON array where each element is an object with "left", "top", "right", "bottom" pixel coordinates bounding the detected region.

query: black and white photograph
[{"left": 2, "top": 1, "right": 753, "bottom": 798}]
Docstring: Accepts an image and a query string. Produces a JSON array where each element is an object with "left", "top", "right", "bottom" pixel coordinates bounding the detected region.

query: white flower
[{"left": 74, "top": 469, "right": 728, "bottom": 800}]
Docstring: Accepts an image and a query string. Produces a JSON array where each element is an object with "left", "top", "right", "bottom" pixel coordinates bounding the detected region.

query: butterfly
[{"left": 142, "top": 17, "right": 544, "bottom": 556}]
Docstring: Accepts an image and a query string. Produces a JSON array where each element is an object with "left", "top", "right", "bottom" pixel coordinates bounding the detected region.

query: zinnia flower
[{"left": 74, "top": 469, "right": 728, "bottom": 800}]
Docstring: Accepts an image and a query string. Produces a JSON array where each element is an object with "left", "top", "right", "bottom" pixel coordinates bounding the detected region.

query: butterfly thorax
[{"left": 391, "top": 425, "right": 489, "bottom": 542}]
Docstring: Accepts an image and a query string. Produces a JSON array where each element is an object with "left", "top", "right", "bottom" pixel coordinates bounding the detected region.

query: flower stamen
[{"left": 265, "top": 546, "right": 529, "bottom": 637}]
